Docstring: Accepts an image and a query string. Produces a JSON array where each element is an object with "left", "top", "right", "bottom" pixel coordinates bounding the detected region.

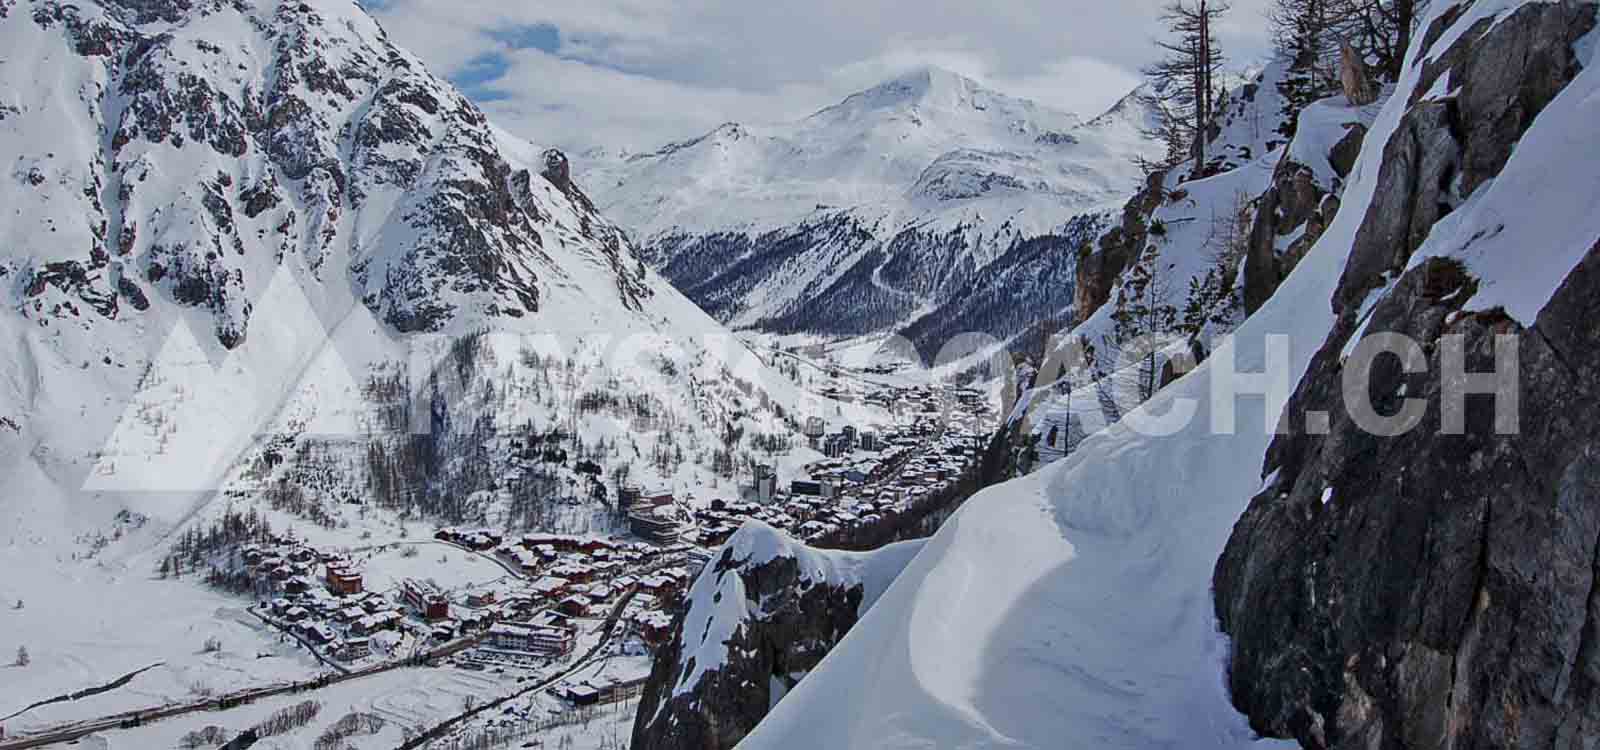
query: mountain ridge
[{"left": 580, "top": 67, "right": 1160, "bottom": 348}]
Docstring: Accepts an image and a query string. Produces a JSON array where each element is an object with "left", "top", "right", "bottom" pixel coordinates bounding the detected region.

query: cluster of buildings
[
  {"left": 551, "top": 671, "right": 650, "bottom": 707},
  {"left": 463, "top": 618, "right": 578, "bottom": 668},
  {"left": 240, "top": 541, "right": 345, "bottom": 598},
  {"left": 249, "top": 539, "right": 408, "bottom": 665},
  {"left": 685, "top": 382, "right": 990, "bottom": 548}
]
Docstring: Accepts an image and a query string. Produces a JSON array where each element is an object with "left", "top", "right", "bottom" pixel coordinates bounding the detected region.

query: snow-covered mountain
[
  {"left": 581, "top": 67, "right": 1161, "bottom": 352},
  {"left": 630, "top": 2, "right": 1600, "bottom": 749},
  {"left": 0, "top": 0, "right": 801, "bottom": 669},
  {"left": 0, "top": 0, "right": 843, "bottom": 727}
]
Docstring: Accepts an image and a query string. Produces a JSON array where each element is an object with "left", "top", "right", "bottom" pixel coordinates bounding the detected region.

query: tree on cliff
[
  {"left": 1271, "top": 0, "right": 1429, "bottom": 85},
  {"left": 1143, "top": 0, "right": 1232, "bottom": 172},
  {"left": 1105, "top": 244, "right": 1181, "bottom": 403}
]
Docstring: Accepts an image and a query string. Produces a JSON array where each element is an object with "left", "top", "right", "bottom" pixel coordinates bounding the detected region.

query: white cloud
[{"left": 368, "top": 0, "right": 1274, "bottom": 152}]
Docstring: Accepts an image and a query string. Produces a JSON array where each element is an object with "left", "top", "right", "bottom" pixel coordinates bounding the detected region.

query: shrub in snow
[
  {"left": 253, "top": 700, "right": 322, "bottom": 738},
  {"left": 178, "top": 726, "right": 229, "bottom": 749}
]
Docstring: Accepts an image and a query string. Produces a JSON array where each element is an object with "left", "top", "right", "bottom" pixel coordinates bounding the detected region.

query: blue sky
[
  {"left": 366, "top": 1, "right": 1274, "bottom": 153},
  {"left": 450, "top": 24, "right": 561, "bottom": 101}
]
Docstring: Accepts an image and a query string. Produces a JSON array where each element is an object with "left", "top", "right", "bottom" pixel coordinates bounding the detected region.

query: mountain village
[{"left": 4, "top": 0, "right": 1589, "bottom": 749}]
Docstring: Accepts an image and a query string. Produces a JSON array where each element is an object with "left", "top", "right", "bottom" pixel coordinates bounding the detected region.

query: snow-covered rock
[
  {"left": 1011, "top": 61, "right": 1380, "bottom": 473},
  {"left": 631, "top": 521, "right": 923, "bottom": 750},
  {"left": 722, "top": 3, "right": 1600, "bottom": 749},
  {"left": 717, "top": 5, "right": 1527, "bottom": 750}
]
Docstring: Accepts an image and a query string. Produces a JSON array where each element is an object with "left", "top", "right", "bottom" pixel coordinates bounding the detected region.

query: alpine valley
[{"left": 5, "top": 1, "right": 1600, "bottom": 750}]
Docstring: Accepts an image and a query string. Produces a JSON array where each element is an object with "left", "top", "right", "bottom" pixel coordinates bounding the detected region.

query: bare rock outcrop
[
  {"left": 1215, "top": 3, "right": 1600, "bottom": 748},
  {"left": 631, "top": 523, "right": 922, "bottom": 750},
  {"left": 1073, "top": 168, "right": 1167, "bottom": 325}
]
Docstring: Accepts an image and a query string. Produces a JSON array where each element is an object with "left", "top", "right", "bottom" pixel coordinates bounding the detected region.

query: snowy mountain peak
[
  {"left": 809, "top": 65, "right": 1079, "bottom": 131},
  {"left": 579, "top": 68, "right": 1160, "bottom": 341},
  {"left": 827, "top": 65, "right": 982, "bottom": 112}
]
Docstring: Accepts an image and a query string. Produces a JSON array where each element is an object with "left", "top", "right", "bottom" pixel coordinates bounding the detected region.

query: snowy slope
[
  {"left": 733, "top": 9, "right": 1448, "bottom": 750},
  {"left": 580, "top": 69, "right": 1161, "bottom": 344},
  {"left": 1011, "top": 62, "right": 1382, "bottom": 468}
]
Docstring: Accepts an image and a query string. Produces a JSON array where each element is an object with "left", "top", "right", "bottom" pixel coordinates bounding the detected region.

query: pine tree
[
  {"left": 1271, "top": 0, "right": 1338, "bottom": 136},
  {"left": 1143, "top": 0, "right": 1231, "bottom": 173},
  {"left": 1331, "top": 0, "right": 1425, "bottom": 82},
  {"left": 1106, "top": 244, "right": 1181, "bottom": 403},
  {"left": 15, "top": 645, "right": 29, "bottom": 667}
]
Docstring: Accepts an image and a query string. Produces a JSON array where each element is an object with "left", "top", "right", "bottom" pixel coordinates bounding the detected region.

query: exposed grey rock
[
  {"left": 1216, "top": 4, "right": 1600, "bottom": 748},
  {"left": 1336, "top": 0, "right": 1596, "bottom": 316},
  {"left": 1328, "top": 123, "right": 1367, "bottom": 180},
  {"left": 1219, "top": 241, "right": 1600, "bottom": 750},
  {"left": 632, "top": 523, "right": 920, "bottom": 750}
]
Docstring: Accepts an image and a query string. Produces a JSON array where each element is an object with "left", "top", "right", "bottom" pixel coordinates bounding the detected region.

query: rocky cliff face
[
  {"left": 1215, "top": 2, "right": 1600, "bottom": 748},
  {"left": 631, "top": 522, "right": 922, "bottom": 750},
  {"left": 1240, "top": 127, "right": 1360, "bottom": 315},
  {"left": 6, "top": 0, "right": 651, "bottom": 345},
  {"left": 1008, "top": 62, "right": 1374, "bottom": 480},
  {"left": 1073, "top": 168, "right": 1168, "bottom": 326}
]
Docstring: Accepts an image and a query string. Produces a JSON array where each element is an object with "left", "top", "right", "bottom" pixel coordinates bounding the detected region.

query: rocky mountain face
[
  {"left": 1071, "top": 64, "right": 1368, "bottom": 338},
  {"left": 8, "top": 0, "right": 649, "bottom": 345},
  {"left": 1215, "top": 2, "right": 1600, "bottom": 748},
  {"left": 1009, "top": 60, "right": 1379, "bottom": 477},
  {"left": 582, "top": 69, "right": 1161, "bottom": 353},
  {"left": 631, "top": 522, "right": 923, "bottom": 750}
]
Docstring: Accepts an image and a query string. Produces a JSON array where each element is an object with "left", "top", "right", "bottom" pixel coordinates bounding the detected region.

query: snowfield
[{"left": 355, "top": 543, "right": 508, "bottom": 595}]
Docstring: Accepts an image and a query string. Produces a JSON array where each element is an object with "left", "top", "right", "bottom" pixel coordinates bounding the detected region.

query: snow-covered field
[
  {"left": 356, "top": 544, "right": 509, "bottom": 596},
  {"left": 0, "top": 547, "right": 323, "bottom": 732}
]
